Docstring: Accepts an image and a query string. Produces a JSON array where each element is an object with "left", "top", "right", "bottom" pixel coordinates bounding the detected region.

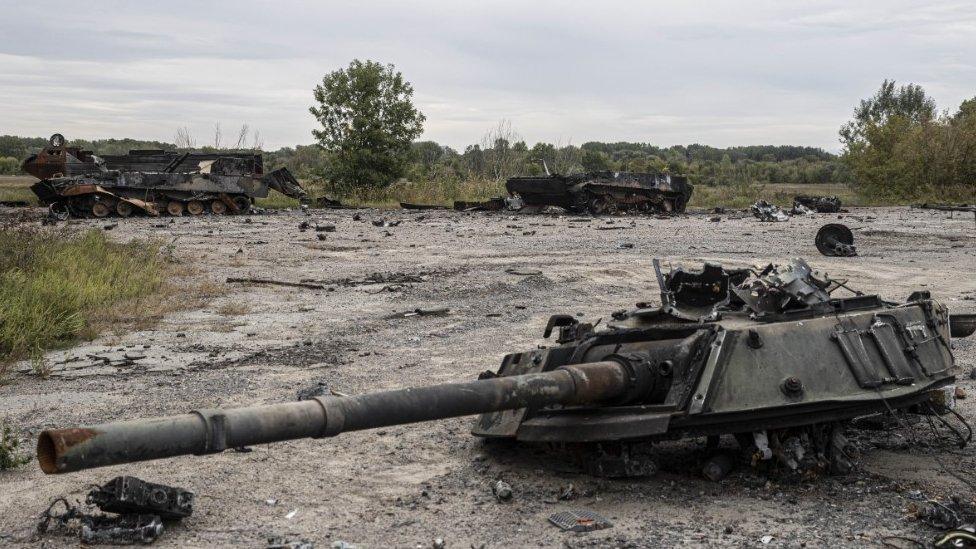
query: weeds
[
  {"left": 0, "top": 424, "right": 30, "bottom": 470},
  {"left": 0, "top": 225, "right": 173, "bottom": 366}
]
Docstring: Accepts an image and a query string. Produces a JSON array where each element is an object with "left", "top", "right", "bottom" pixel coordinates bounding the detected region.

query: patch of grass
[
  {"left": 0, "top": 175, "right": 38, "bottom": 206},
  {"left": 254, "top": 190, "right": 302, "bottom": 210},
  {"left": 0, "top": 225, "right": 177, "bottom": 368},
  {"left": 0, "top": 423, "right": 30, "bottom": 470}
]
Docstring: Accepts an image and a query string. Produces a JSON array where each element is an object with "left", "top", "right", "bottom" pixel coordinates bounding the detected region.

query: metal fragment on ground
[
  {"left": 548, "top": 510, "right": 613, "bottom": 532},
  {"left": 815, "top": 223, "right": 857, "bottom": 256}
]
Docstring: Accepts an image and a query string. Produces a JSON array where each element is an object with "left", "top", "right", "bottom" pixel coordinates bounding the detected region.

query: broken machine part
[
  {"left": 815, "top": 223, "right": 857, "bottom": 257},
  {"left": 35, "top": 476, "right": 192, "bottom": 545}
]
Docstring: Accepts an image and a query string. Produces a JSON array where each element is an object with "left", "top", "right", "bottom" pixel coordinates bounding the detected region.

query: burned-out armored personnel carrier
[
  {"left": 506, "top": 171, "right": 694, "bottom": 215},
  {"left": 23, "top": 134, "right": 306, "bottom": 218},
  {"left": 38, "top": 259, "right": 969, "bottom": 478}
]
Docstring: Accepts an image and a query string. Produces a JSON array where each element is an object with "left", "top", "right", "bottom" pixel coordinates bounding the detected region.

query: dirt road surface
[{"left": 2, "top": 206, "right": 975, "bottom": 548}]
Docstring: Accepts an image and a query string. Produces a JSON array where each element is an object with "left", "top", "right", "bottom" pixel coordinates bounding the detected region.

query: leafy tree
[{"left": 310, "top": 60, "right": 425, "bottom": 188}]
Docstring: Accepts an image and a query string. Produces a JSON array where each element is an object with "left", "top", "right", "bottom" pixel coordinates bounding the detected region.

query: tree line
[{"left": 3, "top": 60, "right": 970, "bottom": 203}]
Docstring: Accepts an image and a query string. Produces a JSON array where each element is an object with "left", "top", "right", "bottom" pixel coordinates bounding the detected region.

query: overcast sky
[{"left": 1, "top": 1, "right": 973, "bottom": 151}]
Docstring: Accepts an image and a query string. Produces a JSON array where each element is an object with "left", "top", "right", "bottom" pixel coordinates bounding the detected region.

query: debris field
[{"left": 1, "top": 205, "right": 975, "bottom": 548}]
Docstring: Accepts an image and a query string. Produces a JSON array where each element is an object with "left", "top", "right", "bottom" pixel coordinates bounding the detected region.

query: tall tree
[{"left": 310, "top": 60, "right": 425, "bottom": 188}]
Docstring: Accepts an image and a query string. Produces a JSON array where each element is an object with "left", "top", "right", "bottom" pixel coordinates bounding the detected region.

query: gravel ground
[{"left": 1, "top": 205, "right": 975, "bottom": 548}]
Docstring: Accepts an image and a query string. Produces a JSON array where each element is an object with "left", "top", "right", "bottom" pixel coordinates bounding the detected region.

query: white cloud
[{"left": 0, "top": 0, "right": 972, "bottom": 151}]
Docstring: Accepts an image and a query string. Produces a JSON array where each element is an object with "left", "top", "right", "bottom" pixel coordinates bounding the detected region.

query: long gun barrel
[{"left": 38, "top": 361, "right": 631, "bottom": 474}]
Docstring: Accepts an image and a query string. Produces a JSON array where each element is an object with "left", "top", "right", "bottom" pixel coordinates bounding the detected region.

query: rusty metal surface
[{"left": 23, "top": 133, "right": 311, "bottom": 218}]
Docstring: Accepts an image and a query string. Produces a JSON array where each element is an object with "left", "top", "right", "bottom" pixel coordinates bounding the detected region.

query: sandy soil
[{"left": 1, "top": 205, "right": 975, "bottom": 548}]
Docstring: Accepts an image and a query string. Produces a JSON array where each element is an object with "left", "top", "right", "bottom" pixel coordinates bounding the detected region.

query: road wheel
[
  {"left": 167, "top": 201, "right": 185, "bottom": 216},
  {"left": 116, "top": 201, "right": 134, "bottom": 217},
  {"left": 92, "top": 202, "right": 111, "bottom": 218},
  {"left": 210, "top": 200, "right": 227, "bottom": 215},
  {"left": 232, "top": 196, "right": 251, "bottom": 214},
  {"left": 187, "top": 200, "right": 205, "bottom": 215}
]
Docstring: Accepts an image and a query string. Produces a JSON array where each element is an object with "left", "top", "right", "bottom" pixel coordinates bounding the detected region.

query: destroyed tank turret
[
  {"left": 23, "top": 133, "right": 306, "bottom": 218},
  {"left": 38, "top": 259, "right": 967, "bottom": 478},
  {"left": 506, "top": 171, "right": 694, "bottom": 215}
]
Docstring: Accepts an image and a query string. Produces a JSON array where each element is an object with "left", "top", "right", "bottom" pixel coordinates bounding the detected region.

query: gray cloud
[{"left": 0, "top": 0, "right": 973, "bottom": 151}]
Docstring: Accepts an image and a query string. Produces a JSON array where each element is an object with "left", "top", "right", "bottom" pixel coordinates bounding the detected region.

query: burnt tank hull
[
  {"left": 506, "top": 171, "right": 694, "bottom": 214},
  {"left": 474, "top": 299, "right": 953, "bottom": 442},
  {"left": 36, "top": 259, "right": 962, "bottom": 477},
  {"left": 23, "top": 134, "right": 306, "bottom": 218}
]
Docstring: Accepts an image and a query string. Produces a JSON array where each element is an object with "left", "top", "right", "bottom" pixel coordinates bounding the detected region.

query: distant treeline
[{"left": 0, "top": 133, "right": 845, "bottom": 188}]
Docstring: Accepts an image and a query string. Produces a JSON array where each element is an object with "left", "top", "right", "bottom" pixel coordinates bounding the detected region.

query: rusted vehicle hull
[
  {"left": 23, "top": 134, "right": 306, "bottom": 218},
  {"left": 506, "top": 171, "right": 693, "bottom": 214}
]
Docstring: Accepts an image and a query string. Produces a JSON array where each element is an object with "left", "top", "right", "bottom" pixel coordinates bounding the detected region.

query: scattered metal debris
[
  {"left": 87, "top": 476, "right": 193, "bottom": 519},
  {"left": 226, "top": 277, "right": 326, "bottom": 290},
  {"left": 507, "top": 171, "right": 693, "bottom": 215},
  {"left": 23, "top": 133, "right": 313, "bottom": 218},
  {"left": 453, "top": 197, "right": 506, "bottom": 211},
  {"left": 950, "top": 314, "right": 976, "bottom": 338},
  {"left": 36, "top": 477, "right": 192, "bottom": 545},
  {"left": 816, "top": 223, "right": 857, "bottom": 256},
  {"left": 794, "top": 195, "right": 842, "bottom": 213},
  {"left": 267, "top": 536, "right": 315, "bottom": 549},
  {"left": 400, "top": 202, "right": 447, "bottom": 210},
  {"left": 914, "top": 203, "right": 976, "bottom": 227},
  {"left": 314, "top": 196, "right": 343, "bottom": 209},
  {"left": 385, "top": 307, "right": 450, "bottom": 319},
  {"left": 548, "top": 510, "right": 612, "bottom": 532},
  {"left": 910, "top": 497, "right": 976, "bottom": 530},
  {"left": 505, "top": 268, "right": 543, "bottom": 276},
  {"left": 751, "top": 200, "right": 790, "bottom": 222}
]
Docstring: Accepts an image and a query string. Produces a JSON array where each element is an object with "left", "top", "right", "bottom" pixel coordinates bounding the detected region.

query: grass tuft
[
  {"left": 0, "top": 225, "right": 177, "bottom": 371},
  {"left": 0, "top": 423, "right": 30, "bottom": 470}
]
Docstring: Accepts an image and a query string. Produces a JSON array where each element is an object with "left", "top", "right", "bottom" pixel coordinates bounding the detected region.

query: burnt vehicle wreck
[
  {"left": 37, "top": 259, "right": 966, "bottom": 479},
  {"left": 23, "top": 133, "right": 308, "bottom": 218},
  {"left": 794, "top": 195, "right": 842, "bottom": 213},
  {"left": 506, "top": 171, "right": 694, "bottom": 215}
]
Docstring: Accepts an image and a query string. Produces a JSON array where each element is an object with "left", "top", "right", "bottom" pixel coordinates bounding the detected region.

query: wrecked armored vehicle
[
  {"left": 506, "top": 171, "right": 693, "bottom": 215},
  {"left": 38, "top": 259, "right": 966, "bottom": 478},
  {"left": 794, "top": 195, "right": 842, "bottom": 213},
  {"left": 23, "top": 134, "right": 307, "bottom": 218}
]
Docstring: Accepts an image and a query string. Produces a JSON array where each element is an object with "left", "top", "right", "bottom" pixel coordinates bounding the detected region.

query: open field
[
  {"left": 0, "top": 205, "right": 974, "bottom": 547},
  {"left": 0, "top": 176, "right": 37, "bottom": 205}
]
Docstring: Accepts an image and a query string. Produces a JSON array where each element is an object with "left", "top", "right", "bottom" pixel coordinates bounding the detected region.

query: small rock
[
  {"left": 492, "top": 480, "right": 513, "bottom": 502},
  {"left": 956, "top": 386, "right": 967, "bottom": 399},
  {"left": 432, "top": 538, "right": 446, "bottom": 549}
]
